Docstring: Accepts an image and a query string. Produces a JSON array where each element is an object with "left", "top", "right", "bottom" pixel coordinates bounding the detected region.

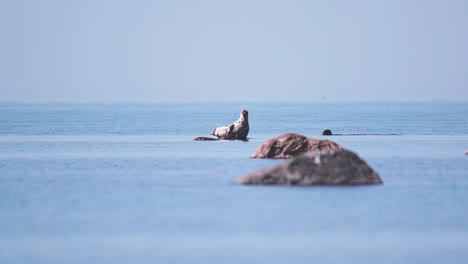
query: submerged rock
[
  {"left": 237, "top": 149, "right": 382, "bottom": 186},
  {"left": 193, "top": 137, "right": 218, "bottom": 141},
  {"left": 193, "top": 136, "right": 248, "bottom": 141},
  {"left": 250, "top": 133, "right": 342, "bottom": 159}
]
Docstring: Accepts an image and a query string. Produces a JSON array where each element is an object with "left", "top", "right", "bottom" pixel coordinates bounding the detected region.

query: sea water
[{"left": 0, "top": 102, "right": 467, "bottom": 264}]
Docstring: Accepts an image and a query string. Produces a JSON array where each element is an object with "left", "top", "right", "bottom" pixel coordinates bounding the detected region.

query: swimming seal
[
  {"left": 322, "top": 129, "right": 333, "bottom": 136},
  {"left": 211, "top": 109, "right": 249, "bottom": 140}
]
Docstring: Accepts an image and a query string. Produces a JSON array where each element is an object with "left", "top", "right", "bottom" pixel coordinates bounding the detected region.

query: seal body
[{"left": 211, "top": 109, "right": 249, "bottom": 140}]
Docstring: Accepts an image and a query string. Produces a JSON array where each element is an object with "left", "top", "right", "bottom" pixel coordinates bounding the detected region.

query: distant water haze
[{"left": 1, "top": 0, "right": 468, "bottom": 102}]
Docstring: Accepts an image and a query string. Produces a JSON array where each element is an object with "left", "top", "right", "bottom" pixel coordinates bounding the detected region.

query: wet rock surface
[{"left": 193, "top": 137, "right": 219, "bottom": 141}]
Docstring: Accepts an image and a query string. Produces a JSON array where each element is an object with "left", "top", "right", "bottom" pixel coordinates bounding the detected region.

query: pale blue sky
[{"left": 1, "top": 0, "right": 467, "bottom": 102}]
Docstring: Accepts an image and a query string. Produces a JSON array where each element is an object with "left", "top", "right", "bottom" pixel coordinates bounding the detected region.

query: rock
[
  {"left": 193, "top": 137, "right": 218, "bottom": 141},
  {"left": 322, "top": 129, "right": 333, "bottom": 135},
  {"left": 250, "top": 133, "right": 342, "bottom": 159},
  {"left": 237, "top": 149, "right": 382, "bottom": 186},
  {"left": 465, "top": 150, "right": 468, "bottom": 155},
  {"left": 211, "top": 109, "right": 249, "bottom": 140}
]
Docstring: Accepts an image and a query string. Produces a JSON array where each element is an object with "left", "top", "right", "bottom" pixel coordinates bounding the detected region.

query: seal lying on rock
[{"left": 211, "top": 109, "right": 249, "bottom": 140}]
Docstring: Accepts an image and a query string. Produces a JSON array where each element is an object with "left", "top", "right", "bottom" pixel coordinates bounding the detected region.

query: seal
[
  {"left": 211, "top": 109, "right": 249, "bottom": 140},
  {"left": 322, "top": 129, "right": 333, "bottom": 136}
]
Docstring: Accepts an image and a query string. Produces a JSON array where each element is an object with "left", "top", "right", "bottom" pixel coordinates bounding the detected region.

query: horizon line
[{"left": 1, "top": 99, "right": 467, "bottom": 105}]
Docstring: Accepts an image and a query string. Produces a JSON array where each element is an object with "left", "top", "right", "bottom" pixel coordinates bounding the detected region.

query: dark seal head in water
[{"left": 211, "top": 109, "right": 249, "bottom": 140}]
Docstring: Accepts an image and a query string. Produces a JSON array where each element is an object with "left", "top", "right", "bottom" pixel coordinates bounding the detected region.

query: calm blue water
[{"left": 1, "top": 102, "right": 468, "bottom": 264}]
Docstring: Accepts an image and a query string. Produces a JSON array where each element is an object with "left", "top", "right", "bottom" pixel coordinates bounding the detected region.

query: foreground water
[{"left": 0, "top": 102, "right": 467, "bottom": 263}]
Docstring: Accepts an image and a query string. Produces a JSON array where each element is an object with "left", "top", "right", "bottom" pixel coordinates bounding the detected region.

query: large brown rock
[
  {"left": 250, "top": 133, "right": 342, "bottom": 159},
  {"left": 237, "top": 149, "right": 382, "bottom": 186}
]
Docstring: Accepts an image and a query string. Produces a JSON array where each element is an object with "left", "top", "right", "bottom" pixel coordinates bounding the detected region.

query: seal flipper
[{"left": 228, "top": 124, "right": 235, "bottom": 135}]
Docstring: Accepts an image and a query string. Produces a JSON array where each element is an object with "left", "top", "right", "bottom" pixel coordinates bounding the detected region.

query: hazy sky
[{"left": 1, "top": 0, "right": 467, "bottom": 102}]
